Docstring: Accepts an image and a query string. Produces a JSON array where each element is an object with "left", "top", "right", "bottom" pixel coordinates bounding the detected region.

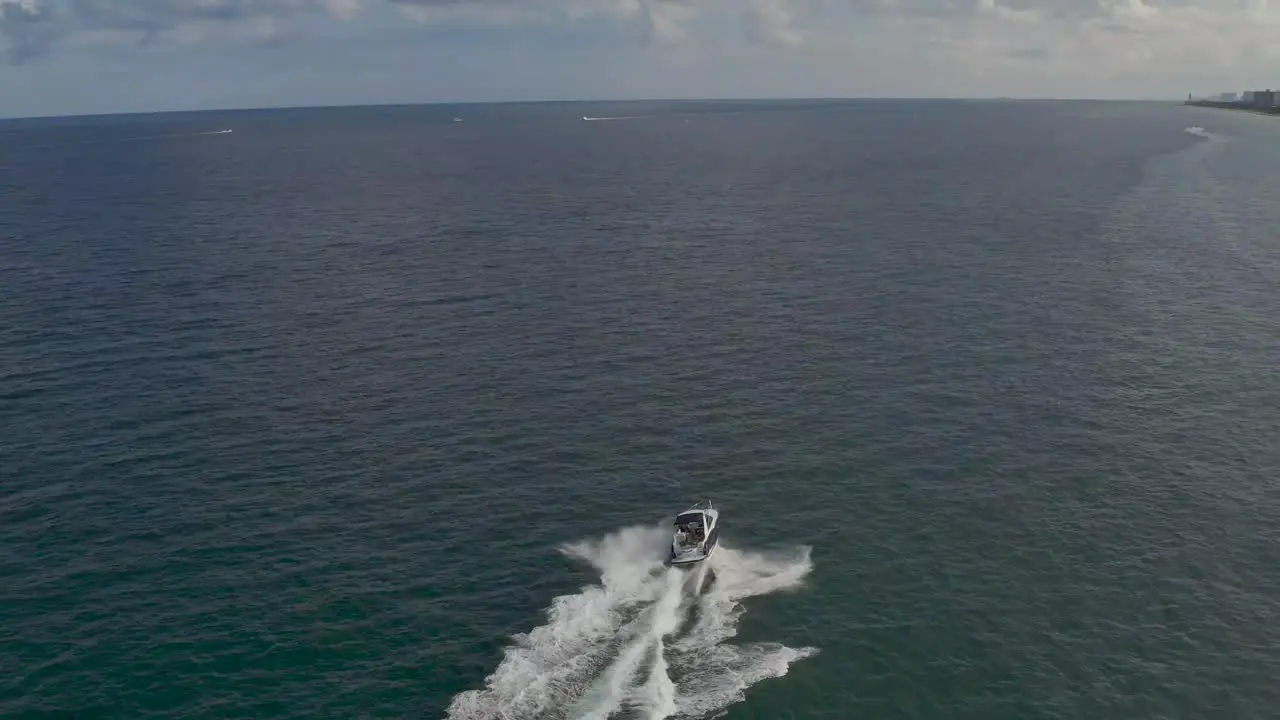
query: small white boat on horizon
[{"left": 667, "top": 501, "right": 720, "bottom": 567}]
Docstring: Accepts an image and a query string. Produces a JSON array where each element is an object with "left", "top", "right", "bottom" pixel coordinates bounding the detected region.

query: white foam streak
[
  {"left": 17, "top": 129, "right": 234, "bottom": 150},
  {"left": 446, "top": 525, "right": 816, "bottom": 720},
  {"left": 639, "top": 649, "right": 678, "bottom": 720},
  {"left": 581, "top": 110, "right": 750, "bottom": 123}
]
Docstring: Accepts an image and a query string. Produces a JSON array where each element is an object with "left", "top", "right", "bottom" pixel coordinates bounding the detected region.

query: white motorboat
[{"left": 667, "top": 501, "right": 720, "bottom": 567}]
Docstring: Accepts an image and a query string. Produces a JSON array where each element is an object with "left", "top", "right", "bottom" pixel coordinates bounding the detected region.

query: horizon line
[{"left": 1, "top": 94, "right": 1179, "bottom": 123}]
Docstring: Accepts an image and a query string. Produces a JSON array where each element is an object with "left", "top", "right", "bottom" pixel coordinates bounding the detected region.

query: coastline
[{"left": 1184, "top": 100, "right": 1280, "bottom": 116}]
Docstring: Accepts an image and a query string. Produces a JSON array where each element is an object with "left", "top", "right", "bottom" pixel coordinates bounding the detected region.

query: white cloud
[
  {"left": 4, "top": 0, "right": 1280, "bottom": 101},
  {"left": 322, "top": 0, "right": 365, "bottom": 18},
  {"left": 977, "top": 0, "right": 1042, "bottom": 24},
  {"left": 743, "top": 0, "right": 805, "bottom": 45},
  {"left": 1102, "top": 0, "right": 1157, "bottom": 20}
]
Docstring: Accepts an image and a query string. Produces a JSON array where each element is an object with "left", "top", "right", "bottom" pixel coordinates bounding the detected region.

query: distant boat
[{"left": 453, "top": 118, "right": 463, "bottom": 123}]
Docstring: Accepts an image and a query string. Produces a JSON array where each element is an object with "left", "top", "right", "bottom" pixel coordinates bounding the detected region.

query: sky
[{"left": 2, "top": 0, "right": 1279, "bottom": 117}]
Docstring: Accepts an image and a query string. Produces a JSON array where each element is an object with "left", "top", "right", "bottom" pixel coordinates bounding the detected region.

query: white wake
[
  {"left": 19, "top": 129, "right": 234, "bottom": 150},
  {"left": 446, "top": 525, "right": 816, "bottom": 719}
]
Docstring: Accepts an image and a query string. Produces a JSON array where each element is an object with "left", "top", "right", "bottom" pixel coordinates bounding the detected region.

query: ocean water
[{"left": 3, "top": 99, "right": 1280, "bottom": 719}]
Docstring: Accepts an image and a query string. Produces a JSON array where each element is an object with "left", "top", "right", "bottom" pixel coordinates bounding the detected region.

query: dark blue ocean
[{"left": 3, "top": 99, "right": 1280, "bottom": 719}]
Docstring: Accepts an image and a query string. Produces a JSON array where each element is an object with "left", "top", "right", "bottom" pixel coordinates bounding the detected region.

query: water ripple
[{"left": 4, "top": 101, "right": 1280, "bottom": 718}]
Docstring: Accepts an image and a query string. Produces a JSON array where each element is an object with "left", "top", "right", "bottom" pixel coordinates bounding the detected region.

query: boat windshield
[{"left": 674, "top": 512, "right": 704, "bottom": 527}]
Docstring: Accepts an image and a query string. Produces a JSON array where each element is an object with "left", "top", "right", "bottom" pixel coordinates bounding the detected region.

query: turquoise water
[{"left": 3, "top": 100, "right": 1280, "bottom": 718}]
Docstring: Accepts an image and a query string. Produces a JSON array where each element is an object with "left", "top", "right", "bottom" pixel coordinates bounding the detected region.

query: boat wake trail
[
  {"left": 1184, "top": 126, "right": 1213, "bottom": 139},
  {"left": 445, "top": 525, "right": 816, "bottom": 719},
  {"left": 18, "top": 129, "right": 233, "bottom": 150},
  {"left": 581, "top": 111, "right": 746, "bottom": 122}
]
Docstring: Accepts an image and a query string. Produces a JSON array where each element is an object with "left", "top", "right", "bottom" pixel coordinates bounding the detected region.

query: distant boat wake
[
  {"left": 16, "top": 129, "right": 233, "bottom": 149},
  {"left": 582, "top": 111, "right": 746, "bottom": 122},
  {"left": 445, "top": 524, "right": 815, "bottom": 719},
  {"left": 97, "top": 129, "right": 233, "bottom": 142},
  {"left": 1184, "top": 126, "right": 1212, "bottom": 139}
]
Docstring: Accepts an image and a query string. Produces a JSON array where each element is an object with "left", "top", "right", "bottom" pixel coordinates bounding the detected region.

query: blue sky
[{"left": 2, "top": 0, "right": 1278, "bottom": 118}]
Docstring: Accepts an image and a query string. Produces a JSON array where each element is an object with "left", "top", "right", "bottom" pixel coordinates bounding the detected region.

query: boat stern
[
  {"left": 667, "top": 547, "right": 709, "bottom": 567},
  {"left": 666, "top": 501, "right": 720, "bottom": 567}
]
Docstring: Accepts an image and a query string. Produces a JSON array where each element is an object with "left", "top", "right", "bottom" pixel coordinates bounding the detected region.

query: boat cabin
[{"left": 674, "top": 511, "right": 707, "bottom": 545}]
